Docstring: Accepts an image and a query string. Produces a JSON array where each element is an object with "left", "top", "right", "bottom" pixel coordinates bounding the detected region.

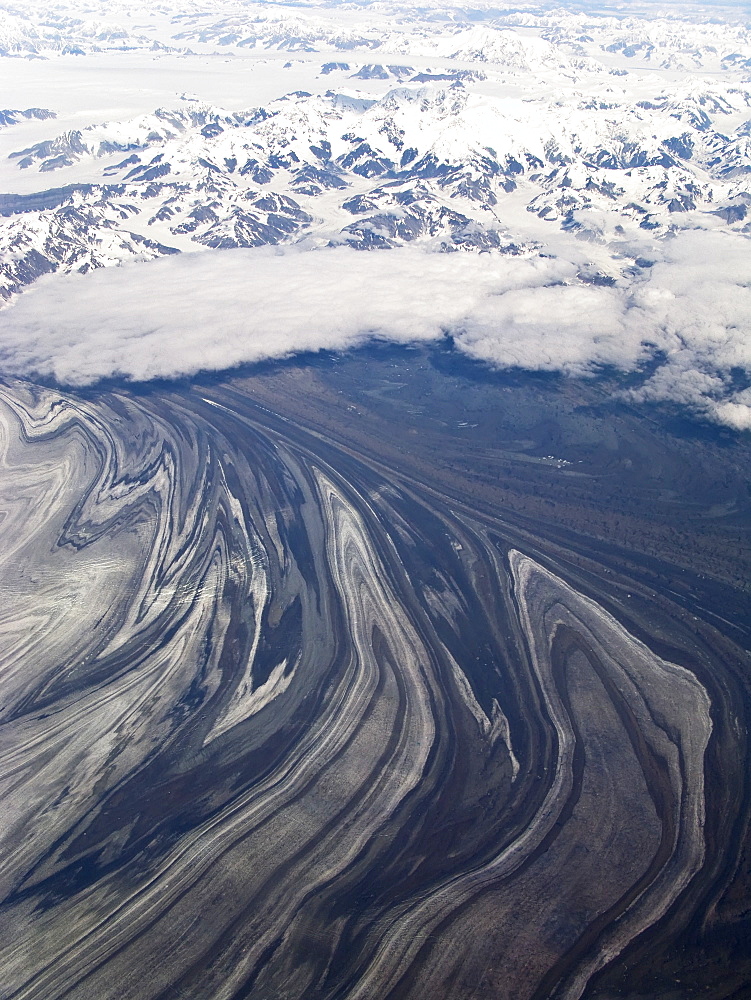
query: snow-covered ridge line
[
  {"left": 1, "top": 0, "right": 750, "bottom": 71},
  {"left": 1, "top": 75, "right": 749, "bottom": 300},
  {"left": 0, "top": 108, "right": 56, "bottom": 129}
]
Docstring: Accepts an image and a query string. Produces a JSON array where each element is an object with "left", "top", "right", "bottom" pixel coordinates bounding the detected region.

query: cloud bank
[{"left": 0, "top": 232, "right": 749, "bottom": 429}]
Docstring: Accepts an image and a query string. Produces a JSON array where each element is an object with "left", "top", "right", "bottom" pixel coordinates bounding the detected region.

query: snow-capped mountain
[
  {"left": 1, "top": 71, "right": 750, "bottom": 299},
  {"left": 0, "top": 108, "right": 56, "bottom": 128},
  {"left": 0, "top": 0, "right": 749, "bottom": 301},
  {"left": 3, "top": 0, "right": 750, "bottom": 68},
  {"left": 0, "top": 6, "right": 180, "bottom": 57}
]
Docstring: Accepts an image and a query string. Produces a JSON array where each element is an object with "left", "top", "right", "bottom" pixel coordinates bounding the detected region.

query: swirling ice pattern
[{"left": 0, "top": 379, "right": 721, "bottom": 1000}]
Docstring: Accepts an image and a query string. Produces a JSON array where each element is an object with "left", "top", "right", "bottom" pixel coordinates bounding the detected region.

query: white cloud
[
  {"left": 713, "top": 396, "right": 751, "bottom": 431},
  {"left": 455, "top": 283, "right": 643, "bottom": 373},
  {"left": 0, "top": 246, "right": 575, "bottom": 383},
  {"left": 0, "top": 231, "right": 749, "bottom": 430}
]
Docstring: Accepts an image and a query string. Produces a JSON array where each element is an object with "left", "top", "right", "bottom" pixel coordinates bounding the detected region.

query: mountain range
[{"left": 0, "top": 0, "right": 749, "bottom": 305}]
